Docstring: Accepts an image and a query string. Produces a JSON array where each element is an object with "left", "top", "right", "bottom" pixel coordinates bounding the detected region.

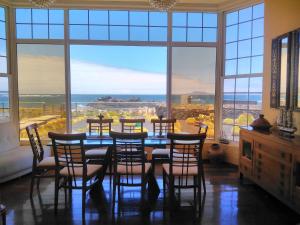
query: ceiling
[{"left": 3, "top": 0, "right": 260, "bottom": 11}]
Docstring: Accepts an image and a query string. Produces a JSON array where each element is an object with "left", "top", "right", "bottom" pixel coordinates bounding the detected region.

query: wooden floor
[{"left": 1, "top": 164, "right": 300, "bottom": 225}]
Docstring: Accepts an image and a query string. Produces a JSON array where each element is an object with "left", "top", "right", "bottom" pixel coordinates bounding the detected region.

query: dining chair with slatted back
[
  {"left": 109, "top": 131, "right": 151, "bottom": 214},
  {"left": 162, "top": 132, "right": 206, "bottom": 217},
  {"left": 48, "top": 132, "right": 105, "bottom": 221},
  {"left": 26, "top": 123, "right": 56, "bottom": 197},
  {"left": 119, "top": 118, "right": 145, "bottom": 133}
]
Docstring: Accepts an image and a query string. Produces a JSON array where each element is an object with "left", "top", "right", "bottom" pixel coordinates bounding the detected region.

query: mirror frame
[
  {"left": 270, "top": 33, "right": 292, "bottom": 109},
  {"left": 293, "top": 29, "right": 300, "bottom": 111}
]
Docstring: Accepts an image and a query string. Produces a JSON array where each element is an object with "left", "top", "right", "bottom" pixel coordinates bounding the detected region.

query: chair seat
[
  {"left": 37, "top": 157, "right": 56, "bottom": 168},
  {"left": 152, "top": 148, "right": 170, "bottom": 156},
  {"left": 117, "top": 163, "right": 151, "bottom": 175},
  {"left": 60, "top": 164, "right": 102, "bottom": 177},
  {"left": 85, "top": 148, "right": 107, "bottom": 158},
  {"left": 162, "top": 163, "right": 198, "bottom": 176}
]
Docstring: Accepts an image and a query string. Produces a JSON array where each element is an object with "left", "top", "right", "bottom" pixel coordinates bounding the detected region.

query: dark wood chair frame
[
  {"left": 48, "top": 132, "right": 105, "bottom": 221},
  {"left": 119, "top": 118, "right": 145, "bottom": 133},
  {"left": 86, "top": 118, "right": 113, "bottom": 136},
  {"left": 151, "top": 118, "right": 176, "bottom": 174},
  {"left": 109, "top": 131, "right": 152, "bottom": 214},
  {"left": 26, "top": 123, "right": 56, "bottom": 198},
  {"left": 162, "top": 132, "right": 206, "bottom": 217}
]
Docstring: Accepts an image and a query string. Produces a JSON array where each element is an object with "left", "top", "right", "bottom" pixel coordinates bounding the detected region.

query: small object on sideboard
[
  {"left": 250, "top": 114, "right": 272, "bottom": 131},
  {"left": 277, "top": 126, "right": 297, "bottom": 138}
]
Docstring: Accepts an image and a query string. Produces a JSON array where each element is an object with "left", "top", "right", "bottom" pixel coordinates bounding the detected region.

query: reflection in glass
[
  {"left": 171, "top": 47, "right": 216, "bottom": 138},
  {"left": 280, "top": 37, "right": 288, "bottom": 107},
  {"left": 17, "top": 44, "right": 66, "bottom": 140}
]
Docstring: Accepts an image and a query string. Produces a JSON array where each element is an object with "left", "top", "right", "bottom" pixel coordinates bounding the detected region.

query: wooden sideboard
[{"left": 239, "top": 127, "right": 300, "bottom": 214}]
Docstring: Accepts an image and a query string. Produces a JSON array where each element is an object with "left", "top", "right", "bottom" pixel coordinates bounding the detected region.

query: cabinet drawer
[{"left": 254, "top": 141, "right": 292, "bottom": 164}]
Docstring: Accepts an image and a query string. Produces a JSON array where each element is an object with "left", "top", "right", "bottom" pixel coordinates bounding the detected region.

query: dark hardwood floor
[{"left": 1, "top": 164, "right": 300, "bottom": 225}]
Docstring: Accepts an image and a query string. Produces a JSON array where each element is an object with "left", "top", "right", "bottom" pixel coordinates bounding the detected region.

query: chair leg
[
  {"left": 112, "top": 175, "right": 117, "bottom": 215},
  {"left": 54, "top": 176, "right": 59, "bottom": 215},
  {"left": 169, "top": 176, "right": 175, "bottom": 214},
  {"left": 198, "top": 176, "right": 202, "bottom": 218},
  {"left": 37, "top": 177, "right": 41, "bottom": 191},
  {"left": 82, "top": 183, "right": 86, "bottom": 222},
  {"left": 193, "top": 176, "right": 197, "bottom": 215},
  {"left": 30, "top": 175, "right": 35, "bottom": 198},
  {"left": 201, "top": 164, "right": 206, "bottom": 194},
  {"left": 152, "top": 155, "right": 156, "bottom": 175}
]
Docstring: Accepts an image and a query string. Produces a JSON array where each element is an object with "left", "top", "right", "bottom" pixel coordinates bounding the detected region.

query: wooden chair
[
  {"left": 151, "top": 118, "right": 176, "bottom": 174},
  {"left": 48, "top": 132, "right": 105, "bottom": 221},
  {"left": 86, "top": 116, "right": 112, "bottom": 170},
  {"left": 109, "top": 131, "right": 152, "bottom": 214},
  {"left": 119, "top": 118, "right": 145, "bottom": 133},
  {"left": 162, "top": 132, "right": 206, "bottom": 217},
  {"left": 26, "top": 123, "right": 56, "bottom": 198}
]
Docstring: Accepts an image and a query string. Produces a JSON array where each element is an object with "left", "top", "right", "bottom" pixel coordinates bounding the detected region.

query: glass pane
[
  {"left": 171, "top": 47, "right": 216, "bottom": 138},
  {"left": 235, "top": 94, "right": 248, "bottom": 109},
  {"left": 16, "top": 8, "right": 31, "bottom": 24},
  {"left": 252, "top": 37, "right": 264, "bottom": 56},
  {"left": 130, "top": 11, "right": 148, "bottom": 26},
  {"left": 110, "top": 11, "right": 128, "bottom": 25},
  {"left": 239, "top": 22, "right": 251, "bottom": 40},
  {"left": 0, "top": 7, "right": 5, "bottom": 21},
  {"left": 0, "top": 57, "right": 7, "bottom": 73},
  {"left": 249, "top": 77, "right": 263, "bottom": 92},
  {"left": 203, "top": 28, "right": 217, "bottom": 42},
  {"left": 253, "top": 3, "right": 264, "bottom": 19},
  {"left": 69, "top": 25, "right": 88, "bottom": 40},
  {"left": 225, "top": 59, "right": 237, "bottom": 76},
  {"left": 32, "top": 9, "right": 48, "bottom": 24},
  {"left": 49, "top": 25, "right": 64, "bottom": 39},
  {"left": 89, "top": 10, "right": 108, "bottom": 25},
  {"left": 172, "top": 27, "right": 186, "bottom": 42},
  {"left": 16, "top": 24, "right": 32, "bottom": 39},
  {"left": 252, "top": 18, "right": 264, "bottom": 37},
  {"left": 0, "top": 21, "right": 6, "bottom": 39},
  {"left": 226, "top": 42, "right": 237, "bottom": 59},
  {"left": 238, "top": 39, "right": 251, "bottom": 57},
  {"left": 226, "top": 11, "right": 238, "bottom": 26},
  {"left": 239, "top": 7, "right": 252, "bottom": 22},
  {"left": 49, "top": 9, "right": 64, "bottom": 24},
  {"left": 90, "top": 25, "right": 108, "bottom": 40},
  {"left": 187, "top": 28, "right": 202, "bottom": 42},
  {"left": 251, "top": 56, "right": 263, "bottom": 73},
  {"left": 223, "top": 78, "right": 235, "bottom": 92},
  {"left": 203, "top": 13, "right": 217, "bottom": 27},
  {"left": 149, "top": 27, "right": 167, "bottom": 41},
  {"left": 33, "top": 24, "right": 48, "bottom": 39},
  {"left": 17, "top": 44, "right": 66, "bottom": 140},
  {"left": 280, "top": 38, "right": 288, "bottom": 107},
  {"left": 0, "top": 76, "right": 9, "bottom": 121},
  {"left": 110, "top": 26, "right": 128, "bottom": 41},
  {"left": 226, "top": 25, "right": 238, "bottom": 43},
  {"left": 238, "top": 57, "right": 251, "bottom": 74},
  {"left": 149, "top": 12, "right": 167, "bottom": 26},
  {"left": 172, "top": 12, "right": 186, "bottom": 26},
  {"left": 70, "top": 45, "right": 167, "bottom": 133},
  {"left": 69, "top": 10, "right": 88, "bottom": 24},
  {"left": 188, "top": 12, "right": 202, "bottom": 27},
  {"left": 236, "top": 78, "right": 249, "bottom": 92},
  {"left": 130, "top": 26, "right": 148, "bottom": 41},
  {"left": 0, "top": 39, "right": 6, "bottom": 56}
]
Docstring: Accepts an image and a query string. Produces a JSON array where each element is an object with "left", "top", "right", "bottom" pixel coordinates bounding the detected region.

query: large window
[
  {"left": 0, "top": 6, "right": 9, "bottom": 122},
  {"left": 222, "top": 3, "right": 264, "bottom": 141},
  {"left": 70, "top": 45, "right": 167, "bottom": 133},
  {"left": 171, "top": 47, "right": 216, "bottom": 138},
  {"left": 17, "top": 44, "right": 66, "bottom": 139}
]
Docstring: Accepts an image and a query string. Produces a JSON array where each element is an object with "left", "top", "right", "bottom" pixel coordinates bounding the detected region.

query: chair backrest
[
  {"left": 119, "top": 118, "right": 145, "bottom": 133},
  {"left": 151, "top": 118, "right": 176, "bottom": 137},
  {"left": 26, "top": 123, "right": 44, "bottom": 164},
  {"left": 110, "top": 131, "right": 148, "bottom": 185},
  {"left": 167, "top": 132, "right": 206, "bottom": 185},
  {"left": 195, "top": 122, "right": 208, "bottom": 135},
  {"left": 48, "top": 132, "right": 87, "bottom": 187},
  {"left": 86, "top": 118, "right": 113, "bottom": 136}
]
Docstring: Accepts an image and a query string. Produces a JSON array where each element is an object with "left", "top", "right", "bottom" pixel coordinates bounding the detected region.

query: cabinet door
[
  {"left": 239, "top": 135, "right": 253, "bottom": 178},
  {"left": 291, "top": 154, "right": 300, "bottom": 210}
]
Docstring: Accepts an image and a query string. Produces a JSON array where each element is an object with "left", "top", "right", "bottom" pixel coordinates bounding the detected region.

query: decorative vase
[
  {"left": 250, "top": 114, "right": 272, "bottom": 131},
  {"left": 208, "top": 143, "right": 224, "bottom": 164}
]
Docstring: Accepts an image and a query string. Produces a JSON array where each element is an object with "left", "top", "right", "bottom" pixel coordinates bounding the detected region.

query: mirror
[
  {"left": 294, "top": 30, "right": 300, "bottom": 110},
  {"left": 279, "top": 37, "right": 289, "bottom": 107}
]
